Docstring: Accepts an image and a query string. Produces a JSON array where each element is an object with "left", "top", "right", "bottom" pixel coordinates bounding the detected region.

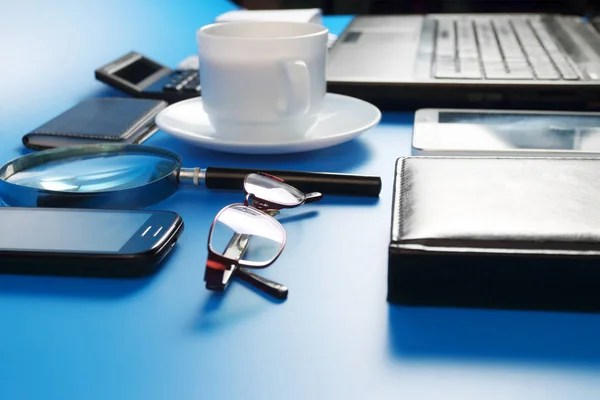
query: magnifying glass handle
[{"left": 202, "top": 167, "right": 382, "bottom": 197}]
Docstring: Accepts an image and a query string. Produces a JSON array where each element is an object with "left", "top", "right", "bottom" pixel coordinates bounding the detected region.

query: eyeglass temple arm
[
  {"left": 304, "top": 192, "right": 323, "bottom": 204},
  {"left": 212, "top": 233, "right": 251, "bottom": 288},
  {"left": 222, "top": 233, "right": 288, "bottom": 299},
  {"left": 236, "top": 267, "right": 288, "bottom": 299}
]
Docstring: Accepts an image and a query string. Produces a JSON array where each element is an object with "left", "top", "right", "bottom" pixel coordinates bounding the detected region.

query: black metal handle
[
  {"left": 236, "top": 267, "right": 288, "bottom": 299},
  {"left": 204, "top": 167, "right": 381, "bottom": 197}
]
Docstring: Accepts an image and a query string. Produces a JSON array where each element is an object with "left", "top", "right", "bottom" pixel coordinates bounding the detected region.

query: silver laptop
[{"left": 327, "top": 13, "right": 600, "bottom": 110}]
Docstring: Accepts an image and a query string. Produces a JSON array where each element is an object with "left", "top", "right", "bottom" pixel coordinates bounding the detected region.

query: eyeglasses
[{"left": 204, "top": 173, "right": 322, "bottom": 299}]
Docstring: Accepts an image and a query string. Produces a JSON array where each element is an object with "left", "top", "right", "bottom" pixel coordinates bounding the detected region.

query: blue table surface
[{"left": 3, "top": 1, "right": 600, "bottom": 399}]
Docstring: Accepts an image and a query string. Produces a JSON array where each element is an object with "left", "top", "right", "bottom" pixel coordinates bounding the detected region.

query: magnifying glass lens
[
  {"left": 0, "top": 142, "right": 380, "bottom": 210},
  {"left": 6, "top": 152, "right": 177, "bottom": 193}
]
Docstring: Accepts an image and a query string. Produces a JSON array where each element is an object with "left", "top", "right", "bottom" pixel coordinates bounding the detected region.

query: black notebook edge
[{"left": 22, "top": 98, "right": 166, "bottom": 150}]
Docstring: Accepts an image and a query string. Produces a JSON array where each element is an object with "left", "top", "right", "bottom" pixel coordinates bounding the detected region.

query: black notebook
[
  {"left": 389, "top": 156, "right": 600, "bottom": 312},
  {"left": 22, "top": 97, "right": 167, "bottom": 150}
]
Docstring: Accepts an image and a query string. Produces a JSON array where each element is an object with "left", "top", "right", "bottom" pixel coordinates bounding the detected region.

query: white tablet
[{"left": 412, "top": 108, "right": 600, "bottom": 157}]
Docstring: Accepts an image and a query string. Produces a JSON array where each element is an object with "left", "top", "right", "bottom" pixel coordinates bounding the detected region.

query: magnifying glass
[{"left": 0, "top": 144, "right": 381, "bottom": 209}]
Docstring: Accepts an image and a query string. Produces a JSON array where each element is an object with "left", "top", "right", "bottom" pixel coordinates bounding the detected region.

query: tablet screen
[{"left": 434, "top": 112, "right": 600, "bottom": 150}]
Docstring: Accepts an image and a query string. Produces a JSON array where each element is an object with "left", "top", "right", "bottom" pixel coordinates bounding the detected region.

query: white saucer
[{"left": 155, "top": 93, "right": 381, "bottom": 154}]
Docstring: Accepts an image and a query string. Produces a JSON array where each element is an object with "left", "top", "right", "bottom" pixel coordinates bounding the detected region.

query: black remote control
[{"left": 95, "top": 51, "right": 199, "bottom": 103}]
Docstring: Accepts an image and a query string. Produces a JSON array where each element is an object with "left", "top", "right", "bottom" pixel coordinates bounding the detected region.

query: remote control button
[
  {"left": 183, "top": 83, "right": 200, "bottom": 92},
  {"left": 165, "top": 82, "right": 186, "bottom": 92}
]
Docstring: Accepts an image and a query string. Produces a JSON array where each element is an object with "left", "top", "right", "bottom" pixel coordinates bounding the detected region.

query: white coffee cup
[{"left": 196, "top": 21, "right": 328, "bottom": 141}]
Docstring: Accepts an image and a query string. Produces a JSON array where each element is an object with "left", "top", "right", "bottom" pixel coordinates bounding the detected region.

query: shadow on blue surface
[
  {"left": 0, "top": 265, "right": 163, "bottom": 299},
  {"left": 194, "top": 283, "right": 274, "bottom": 332},
  {"left": 277, "top": 210, "right": 319, "bottom": 224},
  {"left": 195, "top": 276, "right": 288, "bottom": 332},
  {"left": 202, "top": 291, "right": 226, "bottom": 314},
  {"left": 388, "top": 304, "right": 600, "bottom": 368}
]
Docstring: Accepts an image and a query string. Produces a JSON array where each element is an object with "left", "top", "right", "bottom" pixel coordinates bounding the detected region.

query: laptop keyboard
[{"left": 431, "top": 17, "right": 579, "bottom": 80}]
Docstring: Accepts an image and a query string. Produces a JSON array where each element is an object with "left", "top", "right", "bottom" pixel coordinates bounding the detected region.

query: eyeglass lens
[
  {"left": 209, "top": 205, "right": 285, "bottom": 265},
  {"left": 244, "top": 173, "right": 305, "bottom": 207}
]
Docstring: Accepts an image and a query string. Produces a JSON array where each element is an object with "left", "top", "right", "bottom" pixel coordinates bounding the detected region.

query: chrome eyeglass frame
[{"left": 204, "top": 173, "right": 322, "bottom": 299}]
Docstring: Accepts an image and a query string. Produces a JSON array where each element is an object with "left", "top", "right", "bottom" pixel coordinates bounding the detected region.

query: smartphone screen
[{"left": 0, "top": 208, "right": 169, "bottom": 254}]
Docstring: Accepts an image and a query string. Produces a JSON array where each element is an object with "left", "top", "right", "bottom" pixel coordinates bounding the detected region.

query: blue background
[{"left": 2, "top": 1, "right": 600, "bottom": 399}]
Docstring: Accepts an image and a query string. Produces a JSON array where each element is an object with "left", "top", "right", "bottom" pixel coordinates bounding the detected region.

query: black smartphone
[
  {"left": 0, "top": 207, "right": 184, "bottom": 278},
  {"left": 95, "top": 51, "right": 200, "bottom": 103}
]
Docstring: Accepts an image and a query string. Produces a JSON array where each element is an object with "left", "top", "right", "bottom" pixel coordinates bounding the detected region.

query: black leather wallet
[
  {"left": 389, "top": 156, "right": 600, "bottom": 312},
  {"left": 22, "top": 97, "right": 167, "bottom": 150}
]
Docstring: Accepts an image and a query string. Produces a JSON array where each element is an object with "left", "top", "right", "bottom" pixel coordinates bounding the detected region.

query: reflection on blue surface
[
  {"left": 7, "top": 152, "right": 177, "bottom": 192},
  {"left": 388, "top": 304, "right": 600, "bottom": 368}
]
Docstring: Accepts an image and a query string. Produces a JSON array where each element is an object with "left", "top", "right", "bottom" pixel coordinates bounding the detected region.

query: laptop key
[
  {"left": 508, "top": 68, "right": 532, "bottom": 74},
  {"left": 475, "top": 21, "right": 502, "bottom": 55},
  {"left": 459, "top": 49, "right": 479, "bottom": 58},
  {"left": 417, "top": 19, "right": 436, "bottom": 56},
  {"left": 485, "top": 70, "right": 533, "bottom": 79},
  {"left": 483, "top": 62, "right": 506, "bottom": 68},
  {"left": 435, "top": 70, "right": 482, "bottom": 79},
  {"left": 503, "top": 50, "right": 525, "bottom": 59},
  {"left": 481, "top": 52, "right": 503, "bottom": 62},
  {"left": 460, "top": 61, "right": 481, "bottom": 70},
  {"left": 483, "top": 71, "right": 511, "bottom": 79},
  {"left": 507, "top": 70, "right": 534, "bottom": 79},
  {"left": 483, "top": 61, "right": 506, "bottom": 71},
  {"left": 561, "top": 72, "right": 579, "bottom": 80},
  {"left": 507, "top": 62, "right": 529, "bottom": 68},
  {"left": 558, "top": 68, "right": 579, "bottom": 80},
  {"left": 533, "top": 69, "right": 560, "bottom": 80},
  {"left": 436, "top": 58, "right": 456, "bottom": 70},
  {"left": 436, "top": 20, "right": 455, "bottom": 58}
]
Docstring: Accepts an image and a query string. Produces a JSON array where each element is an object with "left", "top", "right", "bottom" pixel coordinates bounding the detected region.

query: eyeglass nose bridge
[
  {"left": 244, "top": 192, "right": 284, "bottom": 212},
  {"left": 244, "top": 193, "right": 267, "bottom": 209}
]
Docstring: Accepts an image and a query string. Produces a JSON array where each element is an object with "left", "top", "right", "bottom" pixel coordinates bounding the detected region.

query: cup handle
[{"left": 279, "top": 60, "right": 311, "bottom": 117}]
